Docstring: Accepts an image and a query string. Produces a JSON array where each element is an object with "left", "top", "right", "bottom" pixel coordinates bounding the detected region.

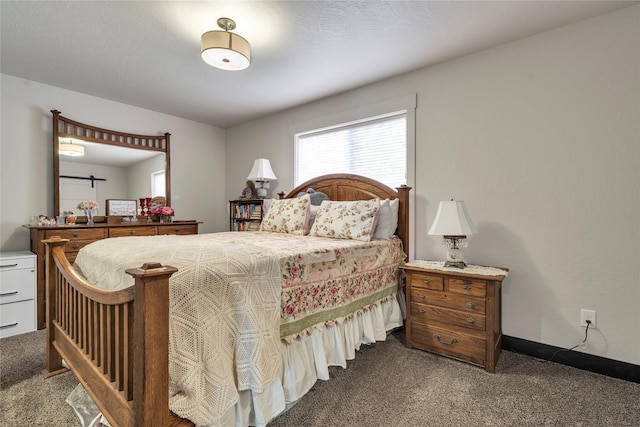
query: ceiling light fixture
[
  {"left": 59, "top": 141, "right": 85, "bottom": 157},
  {"left": 201, "top": 17, "right": 251, "bottom": 71}
]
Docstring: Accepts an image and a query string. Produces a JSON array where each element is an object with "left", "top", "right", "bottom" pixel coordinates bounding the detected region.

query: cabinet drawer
[
  {"left": 0, "top": 256, "right": 35, "bottom": 270},
  {"left": 410, "top": 323, "right": 486, "bottom": 366},
  {"left": 409, "top": 272, "right": 444, "bottom": 291},
  {"left": 448, "top": 278, "right": 486, "bottom": 297},
  {"left": 0, "top": 269, "right": 36, "bottom": 303},
  {"left": 157, "top": 224, "right": 198, "bottom": 235},
  {"left": 411, "top": 289, "right": 485, "bottom": 314},
  {"left": 0, "top": 299, "right": 36, "bottom": 338},
  {"left": 410, "top": 303, "right": 486, "bottom": 331},
  {"left": 44, "top": 228, "right": 106, "bottom": 241},
  {"left": 108, "top": 226, "right": 157, "bottom": 237}
]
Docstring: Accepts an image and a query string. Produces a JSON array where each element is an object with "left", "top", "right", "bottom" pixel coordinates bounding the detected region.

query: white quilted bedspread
[{"left": 74, "top": 233, "right": 282, "bottom": 425}]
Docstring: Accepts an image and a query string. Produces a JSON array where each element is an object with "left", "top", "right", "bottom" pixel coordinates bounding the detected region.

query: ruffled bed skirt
[{"left": 216, "top": 294, "right": 403, "bottom": 427}]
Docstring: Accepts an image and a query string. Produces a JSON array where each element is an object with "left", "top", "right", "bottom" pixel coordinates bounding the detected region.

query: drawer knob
[
  {"left": 0, "top": 322, "right": 18, "bottom": 330},
  {"left": 73, "top": 232, "right": 79, "bottom": 237},
  {"left": 0, "top": 291, "right": 18, "bottom": 296},
  {"left": 130, "top": 230, "right": 137, "bottom": 234},
  {"left": 417, "top": 293, "right": 425, "bottom": 299},
  {"left": 418, "top": 308, "right": 426, "bottom": 314},
  {"left": 72, "top": 244, "right": 80, "bottom": 250},
  {"left": 466, "top": 302, "right": 475, "bottom": 308},
  {"left": 433, "top": 333, "right": 458, "bottom": 346},
  {"left": 422, "top": 279, "right": 430, "bottom": 284},
  {"left": 463, "top": 284, "right": 471, "bottom": 290},
  {"left": 466, "top": 317, "right": 476, "bottom": 324},
  {"left": 0, "top": 263, "right": 18, "bottom": 268}
]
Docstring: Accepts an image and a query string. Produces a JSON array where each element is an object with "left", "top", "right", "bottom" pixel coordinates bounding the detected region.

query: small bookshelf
[{"left": 229, "top": 199, "right": 263, "bottom": 231}]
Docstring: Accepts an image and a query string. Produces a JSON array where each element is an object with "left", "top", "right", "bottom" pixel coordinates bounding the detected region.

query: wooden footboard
[{"left": 41, "top": 236, "right": 190, "bottom": 426}]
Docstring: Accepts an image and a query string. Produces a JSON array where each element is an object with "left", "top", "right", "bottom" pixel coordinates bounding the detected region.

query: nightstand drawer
[
  {"left": 108, "top": 226, "right": 157, "bottom": 237},
  {"left": 410, "top": 303, "right": 486, "bottom": 331},
  {"left": 409, "top": 272, "right": 444, "bottom": 291},
  {"left": 411, "top": 288, "right": 485, "bottom": 314},
  {"left": 448, "top": 278, "right": 487, "bottom": 297},
  {"left": 0, "top": 269, "right": 36, "bottom": 303},
  {"left": 410, "top": 323, "right": 485, "bottom": 366},
  {"left": 0, "top": 299, "right": 36, "bottom": 338}
]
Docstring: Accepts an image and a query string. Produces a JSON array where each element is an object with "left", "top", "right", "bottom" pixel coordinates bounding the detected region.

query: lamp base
[
  {"left": 256, "top": 188, "right": 268, "bottom": 199},
  {"left": 444, "top": 260, "right": 467, "bottom": 269}
]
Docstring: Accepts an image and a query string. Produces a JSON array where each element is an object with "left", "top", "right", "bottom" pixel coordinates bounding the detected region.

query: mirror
[{"left": 52, "top": 110, "right": 171, "bottom": 217}]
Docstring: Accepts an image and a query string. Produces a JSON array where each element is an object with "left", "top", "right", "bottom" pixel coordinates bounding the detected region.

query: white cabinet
[{"left": 0, "top": 251, "right": 37, "bottom": 338}]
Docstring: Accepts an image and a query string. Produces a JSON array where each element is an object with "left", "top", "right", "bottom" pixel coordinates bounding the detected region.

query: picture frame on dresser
[{"left": 106, "top": 199, "right": 138, "bottom": 216}]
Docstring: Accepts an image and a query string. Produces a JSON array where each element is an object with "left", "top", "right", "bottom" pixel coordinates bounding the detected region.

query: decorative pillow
[
  {"left": 260, "top": 194, "right": 310, "bottom": 235},
  {"left": 373, "top": 198, "right": 400, "bottom": 239},
  {"left": 309, "top": 199, "right": 380, "bottom": 241},
  {"left": 297, "top": 188, "right": 330, "bottom": 206}
]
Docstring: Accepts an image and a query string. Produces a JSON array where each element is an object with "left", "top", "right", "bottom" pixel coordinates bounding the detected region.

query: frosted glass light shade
[
  {"left": 201, "top": 30, "right": 250, "bottom": 71},
  {"left": 428, "top": 200, "right": 478, "bottom": 236}
]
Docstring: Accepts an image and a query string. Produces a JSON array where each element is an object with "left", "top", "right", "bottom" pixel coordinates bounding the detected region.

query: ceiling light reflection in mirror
[{"left": 59, "top": 139, "right": 162, "bottom": 167}]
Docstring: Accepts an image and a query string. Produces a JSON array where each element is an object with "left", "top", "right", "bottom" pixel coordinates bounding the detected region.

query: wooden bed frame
[{"left": 41, "top": 174, "right": 411, "bottom": 427}]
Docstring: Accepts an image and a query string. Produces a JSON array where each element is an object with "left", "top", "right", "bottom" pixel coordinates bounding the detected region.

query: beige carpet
[{"left": 1, "top": 329, "right": 638, "bottom": 426}]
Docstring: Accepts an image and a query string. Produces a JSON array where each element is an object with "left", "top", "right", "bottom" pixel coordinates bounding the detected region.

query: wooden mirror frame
[{"left": 52, "top": 110, "right": 171, "bottom": 217}]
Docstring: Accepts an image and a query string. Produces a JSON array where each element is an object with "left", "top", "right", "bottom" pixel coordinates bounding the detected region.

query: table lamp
[{"left": 428, "top": 199, "right": 478, "bottom": 268}]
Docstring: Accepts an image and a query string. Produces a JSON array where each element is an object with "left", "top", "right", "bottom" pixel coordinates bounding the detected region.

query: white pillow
[
  {"left": 309, "top": 199, "right": 380, "bottom": 241},
  {"left": 373, "top": 198, "right": 400, "bottom": 239},
  {"left": 259, "top": 194, "right": 311, "bottom": 235}
]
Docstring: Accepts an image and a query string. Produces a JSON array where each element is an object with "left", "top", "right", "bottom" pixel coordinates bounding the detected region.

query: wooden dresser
[
  {"left": 401, "top": 261, "right": 508, "bottom": 373},
  {"left": 24, "top": 221, "right": 199, "bottom": 329}
]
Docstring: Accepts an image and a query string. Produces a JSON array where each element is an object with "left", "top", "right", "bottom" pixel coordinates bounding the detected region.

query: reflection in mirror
[
  {"left": 59, "top": 141, "right": 166, "bottom": 216},
  {"left": 52, "top": 110, "right": 171, "bottom": 217}
]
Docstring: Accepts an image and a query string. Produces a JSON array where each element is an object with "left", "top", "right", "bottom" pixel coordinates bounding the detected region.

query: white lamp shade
[
  {"left": 59, "top": 142, "right": 84, "bottom": 156},
  {"left": 201, "top": 30, "right": 250, "bottom": 71},
  {"left": 247, "top": 159, "right": 277, "bottom": 181},
  {"left": 428, "top": 200, "right": 478, "bottom": 236}
]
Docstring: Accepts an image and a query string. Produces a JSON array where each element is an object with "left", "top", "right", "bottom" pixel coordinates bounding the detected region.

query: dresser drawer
[
  {"left": 64, "top": 240, "right": 97, "bottom": 255},
  {"left": 408, "top": 272, "right": 444, "bottom": 291},
  {"left": 0, "top": 268, "right": 36, "bottom": 303},
  {"left": 411, "top": 288, "right": 485, "bottom": 314},
  {"left": 0, "top": 299, "right": 36, "bottom": 338},
  {"left": 410, "top": 323, "right": 486, "bottom": 366},
  {"left": 448, "top": 278, "right": 487, "bottom": 297},
  {"left": 108, "top": 226, "right": 157, "bottom": 237},
  {"left": 410, "top": 303, "right": 486, "bottom": 331},
  {"left": 44, "top": 228, "right": 106, "bottom": 241},
  {"left": 158, "top": 224, "right": 198, "bottom": 235}
]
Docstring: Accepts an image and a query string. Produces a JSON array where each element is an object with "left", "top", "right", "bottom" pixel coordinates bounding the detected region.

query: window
[
  {"left": 151, "top": 170, "right": 165, "bottom": 197},
  {"left": 295, "top": 111, "right": 407, "bottom": 189}
]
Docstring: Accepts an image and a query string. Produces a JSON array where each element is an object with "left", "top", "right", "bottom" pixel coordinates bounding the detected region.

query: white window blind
[{"left": 295, "top": 112, "right": 407, "bottom": 189}]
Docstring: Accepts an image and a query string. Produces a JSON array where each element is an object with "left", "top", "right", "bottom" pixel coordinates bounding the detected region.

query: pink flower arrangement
[
  {"left": 77, "top": 200, "right": 98, "bottom": 210},
  {"left": 151, "top": 206, "right": 174, "bottom": 216}
]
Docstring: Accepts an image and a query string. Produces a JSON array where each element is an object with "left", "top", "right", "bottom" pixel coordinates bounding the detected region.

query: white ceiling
[{"left": 1, "top": 1, "right": 637, "bottom": 128}]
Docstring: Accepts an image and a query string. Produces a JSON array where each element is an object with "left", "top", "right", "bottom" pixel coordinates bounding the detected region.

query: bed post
[
  {"left": 396, "top": 184, "right": 412, "bottom": 260},
  {"left": 125, "top": 262, "right": 178, "bottom": 427},
  {"left": 42, "top": 237, "right": 70, "bottom": 378}
]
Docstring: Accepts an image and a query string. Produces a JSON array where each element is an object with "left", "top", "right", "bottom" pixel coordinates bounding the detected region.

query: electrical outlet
[{"left": 580, "top": 309, "right": 597, "bottom": 329}]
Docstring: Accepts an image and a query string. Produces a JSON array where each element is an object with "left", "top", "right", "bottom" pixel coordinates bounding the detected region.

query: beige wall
[
  {"left": 225, "top": 7, "right": 640, "bottom": 365},
  {"left": 0, "top": 75, "right": 228, "bottom": 250}
]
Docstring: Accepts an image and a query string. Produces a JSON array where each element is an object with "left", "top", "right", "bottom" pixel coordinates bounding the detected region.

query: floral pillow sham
[
  {"left": 309, "top": 199, "right": 380, "bottom": 242},
  {"left": 260, "top": 194, "right": 311, "bottom": 235}
]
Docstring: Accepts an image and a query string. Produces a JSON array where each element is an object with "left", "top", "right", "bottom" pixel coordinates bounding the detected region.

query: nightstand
[
  {"left": 0, "top": 251, "right": 37, "bottom": 338},
  {"left": 401, "top": 260, "right": 508, "bottom": 373}
]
